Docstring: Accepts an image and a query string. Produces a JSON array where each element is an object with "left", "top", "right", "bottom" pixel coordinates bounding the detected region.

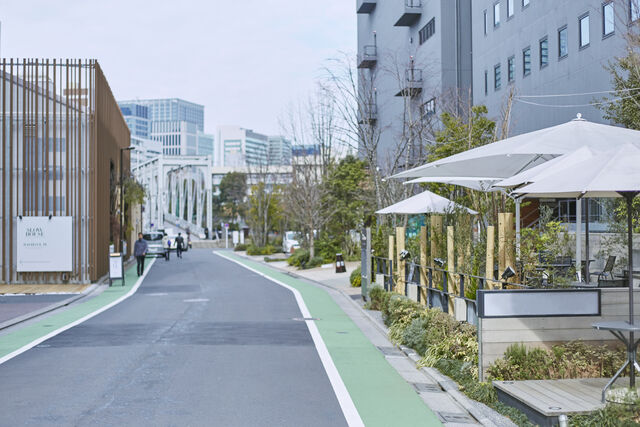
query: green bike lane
[
  {"left": 0, "top": 258, "right": 154, "bottom": 363},
  {"left": 220, "top": 251, "right": 442, "bottom": 427}
]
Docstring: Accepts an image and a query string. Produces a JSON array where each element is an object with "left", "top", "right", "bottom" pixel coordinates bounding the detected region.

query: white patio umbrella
[
  {"left": 376, "top": 190, "right": 477, "bottom": 215},
  {"left": 513, "top": 143, "right": 640, "bottom": 325}
]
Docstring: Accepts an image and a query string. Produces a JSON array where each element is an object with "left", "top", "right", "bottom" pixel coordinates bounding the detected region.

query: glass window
[
  {"left": 484, "top": 10, "right": 488, "bottom": 35},
  {"left": 507, "top": 56, "right": 515, "bottom": 82},
  {"left": 603, "top": 2, "right": 614, "bottom": 36},
  {"left": 558, "top": 25, "right": 568, "bottom": 57},
  {"left": 539, "top": 37, "right": 548, "bottom": 67},
  {"left": 632, "top": 0, "right": 640, "bottom": 22},
  {"left": 494, "top": 64, "right": 501, "bottom": 90},
  {"left": 484, "top": 70, "right": 488, "bottom": 95},
  {"left": 508, "top": 0, "right": 514, "bottom": 17},
  {"left": 523, "top": 47, "right": 531, "bottom": 76},
  {"left": 579, "top": 14, "right": 590, "bottom": 48},
  {"left": 522, "top": 0, "right": 530, "bottom": 7},
  {"left": 494, "top": 2, "right": 500, "bottom": 27}
]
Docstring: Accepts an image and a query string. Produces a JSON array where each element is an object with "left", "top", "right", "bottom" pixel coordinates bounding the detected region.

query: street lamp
[{"left": 120, "top": 146, "right": 135, "bottom": 253}]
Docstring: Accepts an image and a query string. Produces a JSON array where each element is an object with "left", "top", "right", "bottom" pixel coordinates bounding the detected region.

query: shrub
[
  {"left": 487, "top": 341, "right": 625, "bottom": 381},
  {"left": 233, "top": 244, "right": 247, "bottom": 252},
  {"left": 246, "top": 244, "right": 278, "bottom": 256},
  {"left": 304, "top": 256, "right": 325, "bottom": 269},
  {"left": 287, "top": 249, "right": 309, "bottom": 267},
  {"left": 367, "top": 286, "right": 390, "bottom": 311},
  {"left": 350, "top": 266, "right": 361, "bottom": 287},
  {"left": 570, "top": 398, "right": 640, "bottom": 426}
]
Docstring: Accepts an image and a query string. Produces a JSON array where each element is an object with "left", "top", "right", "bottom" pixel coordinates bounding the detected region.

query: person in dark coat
[
  {"left": 134, "top": 233, "right": 148, "bottom": 276},
  {"left": 176, "top": 232, "right": 185, "bottom": 258}
]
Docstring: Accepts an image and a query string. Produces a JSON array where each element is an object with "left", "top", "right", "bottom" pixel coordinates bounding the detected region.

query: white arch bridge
[{"left": 133, "top": 156, "right": 213, "bottom": 237}]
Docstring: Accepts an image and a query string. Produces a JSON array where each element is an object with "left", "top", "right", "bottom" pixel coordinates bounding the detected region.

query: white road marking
[
  {"left": 183, "top": 298, "right": 209, "bottom": 303},
  {"left": 0, "top": 258, "right": 157, "bottom": 366},
  {"left": 145, "top": 292, "right": 168, "bottom": 296},
  {"left": 215, "top": 251, "right": 365, "bottom": 427}
]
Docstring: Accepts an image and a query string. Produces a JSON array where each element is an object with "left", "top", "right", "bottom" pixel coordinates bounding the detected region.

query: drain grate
[
  {"left": 376, "top": 346, "right": 404, "bottom": 357},
  {"left": 436, "top": 411, "right": 476, "bottom": 424},
  {"left": 413, "top": 383, "right": 442, "bottom": 393}
]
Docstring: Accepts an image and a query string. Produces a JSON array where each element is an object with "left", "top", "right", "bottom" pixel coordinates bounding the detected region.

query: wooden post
[
  {"left": 388, "top": 235, "right": 395, "bottom": 291},
  {"left": 447, "top": 225, "right": 455, "bottom": 314},
  {"left": 504, "top": 212, "right": 516, "bottom": 282},
  {"left": 396, "top": 227, "right": 406, "bottom": 295},
  {"left": 498, "top": 213, "right": 506, "bottom": 280},
  {"left": 486, "top": 226, "right": 496, "bottom": 289},
  {"left": 419, "top": 225, "right": 428, "bottom": 304},
  {"left": 430, "top": 215, "right": 443, "bottom": 289}
]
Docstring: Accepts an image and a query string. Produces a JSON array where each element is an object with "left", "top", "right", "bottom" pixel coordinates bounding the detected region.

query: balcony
[
  {"left": 358, "top": 103, "right": 378, "bottom": 125},
  {"left": 395, "top": 68, "right": 423, "bottom": 97},
  {"left": 357, "top": 0, "right": 377, "bottom": 14},
  {"left": 394, "top": 0, "right": 422, "bottom": 27},
  {"left": 357, "top": 45, "right": 377, "bottom": 69}
]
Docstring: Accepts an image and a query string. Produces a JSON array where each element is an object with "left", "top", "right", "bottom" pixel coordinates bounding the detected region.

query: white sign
[
  {"left": 232, "top": 231, "right": 239, "bottom": 245},
  {"left": 109, "top": 254, "right": 123, "bottom": 279},
  {"left": 17, "top": 216, "right": 73, "bottom": 272},
  {"left": 478, "top": 289, "right": 600, "bottom": 318}
]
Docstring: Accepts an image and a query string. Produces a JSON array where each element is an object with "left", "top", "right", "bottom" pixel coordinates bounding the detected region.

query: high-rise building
[
  {"left": 268, "top": 136, "right": 293, "bottom": 165},
  {"left": 135, "top": 98, "right": 204, "bottom": 132},
  {"left": 216, "top": 126, "right": 269, "bottom": 167},
  {"left": 118, "top": 102, "right": 150, "bottom": 138}
]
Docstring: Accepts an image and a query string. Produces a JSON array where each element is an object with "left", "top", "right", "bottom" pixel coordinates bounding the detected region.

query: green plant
[
  {"left": 287, "top": 249, "right": 310, "bottom": 267},
  {"left": 234, "top": 244, "right": 247, "bottom": 252},
  {"left": 246, "top": 244, "right": 278, "bottom": 256},
  {"left": 304, "top": 256, "right": 325, "bottom": 269},
  {"left": 366, "top": 286, "right": 389, "bottom": 310},
  {"left": 350, "top": 266, "right": 362, "bottom": 287},
  {"left": 570, "top": 398, "right": 640, "bottom": 426}
]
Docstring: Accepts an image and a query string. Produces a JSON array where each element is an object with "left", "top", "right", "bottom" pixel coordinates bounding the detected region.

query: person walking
[
  {"left": 176, "top": 232, "right": 185, "bottom": 259},
  {"left": 134, "top": 232, "right": 148, "bottom": 276}
]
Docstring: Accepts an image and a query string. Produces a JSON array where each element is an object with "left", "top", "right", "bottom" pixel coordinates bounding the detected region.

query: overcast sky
[{"left": 0, "top": 0, "right": 355, "bottom": 136}]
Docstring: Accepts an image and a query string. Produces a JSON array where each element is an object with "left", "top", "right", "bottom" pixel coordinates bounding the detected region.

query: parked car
[
  {"left": 283, "top": 231, "right": 301, "bottom": 254},
  {"left": 143, "top": 232, "right": 167, "bottom": 259}
]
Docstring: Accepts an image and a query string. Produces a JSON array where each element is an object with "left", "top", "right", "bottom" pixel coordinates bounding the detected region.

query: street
[{"left": 0, "top": 250, "right": 348, "bottom": 426}]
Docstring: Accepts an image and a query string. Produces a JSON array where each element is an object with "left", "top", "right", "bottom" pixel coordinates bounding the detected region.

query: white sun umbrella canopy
[
  {"left": 376, "top": 190, "right": 477, "bottom": 215},
  {"left": 514, "top": 144, "right": 640, "bottom": 326}
]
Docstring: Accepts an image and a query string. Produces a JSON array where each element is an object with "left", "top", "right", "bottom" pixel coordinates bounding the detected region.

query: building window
[
  {"left": 579, "top": 14, "right": 590, "bottom": 48},
  {"left": 522, "top": 0, "right": 530, "bottom": 7},
  {"left": 494, "top": 2, "right": 500, "bottom": 27},
  {"left": 539, "top": 37, "right": 548, "bottom": 67},
  {"left": 422, "top": 98, "right": 436, "bottom": 116},
  {"left": 484, "top": 10, "right": 488, "bottom": 35},
  {"left": 558, "top": 25, "right": 568, "bottom": 58},
  {"left": 523, "top": 47, "right": 531, "bottom": 76},
  {"left": 632, "top": 0, "right": 640, "bottom": 22},
  {"left": 507, "top": 56, "right": 515, "bottom": 82},
  {"left": 508, "top": 0, "right": 514, "bottom": 17},
  {"left": 419, "top": 18, "right": 436, "bottom": 45},
  {"left": 603, "top": 2, "right": 615, "bottom": 36},
  {"left": 484, "top": 70, "right": 488, "bottom": 95},
  {"left": 494, "top": 64, "right": 502, "bottom": 90}
]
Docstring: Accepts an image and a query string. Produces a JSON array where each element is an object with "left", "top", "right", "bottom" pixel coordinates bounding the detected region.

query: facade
[
  {"left": 130, "top": 98, "right": 204, "bottom": 132},
  {"left": 216, "top": 126, "right": 269, "bottom": 167},
  {"left": 357, "top": 0, "right": 473, "bottom": 166},
  {"left": 472, "top": 0, "right": 627, "bottom": 135},
  {"left": 267, "top": 136, "right": 293, "bottom": 165},
  {"left": 118, "top": 102, "right": 150, "bottom": 138},
  {"left": 0, "top": 59, "right": 130, "bottom": 283},
  {"left": 130, "top": 135, "right": 163, "bottom": 169}
]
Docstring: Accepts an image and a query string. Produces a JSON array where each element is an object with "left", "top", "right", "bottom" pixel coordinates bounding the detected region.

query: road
[{"left": 0, "top": 249, "right": 347, "bottom": 426}]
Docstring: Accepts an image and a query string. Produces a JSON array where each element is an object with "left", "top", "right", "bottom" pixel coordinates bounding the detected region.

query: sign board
[
  {"left": 477, "top": 289, "right": 601, "bottom": 318},
  {"left": 17, "top": 216, "right": 73, "bottom": 272},
  {"left": 109, "top": 253, "right": 124, "bottom": 286},
  {"left": 232, "top": 231, "right": 239, "bottom": 245}
]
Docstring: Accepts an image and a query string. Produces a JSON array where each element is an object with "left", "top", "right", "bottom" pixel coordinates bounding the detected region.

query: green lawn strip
[
  {"left": 0, "top": 261, "right": 145, "bottom": 359},
  {"left": 227, "top": 253, "right": 442, "bottom": 427}
]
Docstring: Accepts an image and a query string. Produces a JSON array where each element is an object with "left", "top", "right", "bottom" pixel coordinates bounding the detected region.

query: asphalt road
[{"left": 0, "top": 249, "right": 347, "bottom": 426}]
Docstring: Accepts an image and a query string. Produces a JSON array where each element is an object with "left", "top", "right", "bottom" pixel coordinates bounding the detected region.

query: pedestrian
[
  {"left": 134, "top": 232, "right": 148, "bottom": 276},
  {"left": 176, "top": 232, "right": 184, "bottom": 259}
]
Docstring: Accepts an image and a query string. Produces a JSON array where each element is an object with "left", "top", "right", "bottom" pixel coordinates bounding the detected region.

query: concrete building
[
  {"left": 132, "top": 98, "right": 204, "bottom": 132},
  {"left": 268, "top": 136, "right": 293, "bottom": 165},
  {"left": 118, "top": 102, "right": 150, "bottom": 138},
  {"left": 357, "top": 0, "right": 473, "bottom": 166},
  {"left": 472, "top": 0, "right": 627, "bottom": 135},
  {"left": 216, "top": 126, "right": 269, "bottom": 167}
]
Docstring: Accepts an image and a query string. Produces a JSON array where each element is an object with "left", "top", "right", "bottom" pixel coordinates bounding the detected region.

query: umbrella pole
[{"left": 625, "top": 194, "right": 636, "bottom": 389}]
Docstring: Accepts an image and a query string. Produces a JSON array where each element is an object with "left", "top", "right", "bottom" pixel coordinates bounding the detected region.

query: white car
[{"left": 283, "top": 231, "right": 301, "bottom": 254}]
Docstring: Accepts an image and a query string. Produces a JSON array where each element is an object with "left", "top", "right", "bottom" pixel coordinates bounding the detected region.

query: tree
[
  {"left": 219, "top": 171, "right": 246, "bottom": 221},
  {"left": 246, "top": 181, "right": 282, "bottom": 247}
]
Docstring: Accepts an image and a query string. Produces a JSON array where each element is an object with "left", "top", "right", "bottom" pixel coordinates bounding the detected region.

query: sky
[{"left": 0, "top": 0, "right": 356, "bottom": 136}]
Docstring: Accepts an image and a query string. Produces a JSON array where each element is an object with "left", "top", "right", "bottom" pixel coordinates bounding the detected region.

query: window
[
  {"left": 522, "top": 0, "right": 530, "bottom": 7},
  {"left": 579, "top": 14, "right": 590, "bottom": 48},
  {"left": 508, "top": 0, "right": 514, "bottom": 17},
  {"left": 507, "top": 56, "right": 515, "bottom": 82},
  {"left": 484, "top": 70, "right": 488, "bottom": 95},
  {"left": 558, "top": 25, "right": 568, "bottom": 57},
  {"left": 419, "top": 18, "right": 436, "bottom": 45},
  {"left": 632, "top": 0, "right": 640, "bottom": 22},
  {"left": 523, "top": 47, "right": 531, "bottom": 76},
  {"left": 484, "top": 10, "right": 488, "bottom": 35},
  {"left": 539, "top": 37, "right": 548, "bottom": 67},
  {"left": 603, "top": 2, "right": 614, "bottom": 37},
  {"left": 494, "top": 64, "right": 502, "bottom": 90},
  {"left": 494, "top": 2, "right": 500, "bottom": 27},
  {"left": 422, "top": 98, "right": 436, "bottom": 116}
]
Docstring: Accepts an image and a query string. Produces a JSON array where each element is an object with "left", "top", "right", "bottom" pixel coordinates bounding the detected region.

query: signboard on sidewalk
[
  {"left": 109, "top": 253, "right": 124, "bottom": 286},
  {"left": 17, "top": 216, "right": 73, "bottom": 272}
]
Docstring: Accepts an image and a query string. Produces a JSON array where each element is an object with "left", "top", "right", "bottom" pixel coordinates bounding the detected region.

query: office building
[
  {"left": 133, "top": 98, "right": 204, "bottom": 132},
  {"left": 118, "top": 102, "right": 150, "bottom": 138},
  {"left": 216, "top": 126, "right": 269, "bottom": 167},
  {"left": 268, "top": 136, "right": 293, "bottom": 165}
]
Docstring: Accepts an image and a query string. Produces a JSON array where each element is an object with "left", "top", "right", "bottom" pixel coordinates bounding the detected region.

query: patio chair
[{"left": 589, "top": 255, "right": 616, "bottom": 282}]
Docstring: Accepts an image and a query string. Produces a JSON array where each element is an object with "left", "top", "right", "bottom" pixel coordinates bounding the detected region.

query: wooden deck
[
  {"left": 0, "top": 284, "right": 90, "bottom": 295},
  {"left": 494, "top": 378, "right": 633, "bottom": 426}
]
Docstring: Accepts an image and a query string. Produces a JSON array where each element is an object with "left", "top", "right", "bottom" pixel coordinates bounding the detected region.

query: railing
[
  {"left": 373, "top": 256, "right": 394, "bottom": 292},
  {"left": 404, "top": 68, "right": 423, "bottom": 83},
  {"left": 362, "top": 45, "right": 377, "bottom": 58},
  {"left": 405, "top": 0, "right": 422, "bottom": 8}
]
